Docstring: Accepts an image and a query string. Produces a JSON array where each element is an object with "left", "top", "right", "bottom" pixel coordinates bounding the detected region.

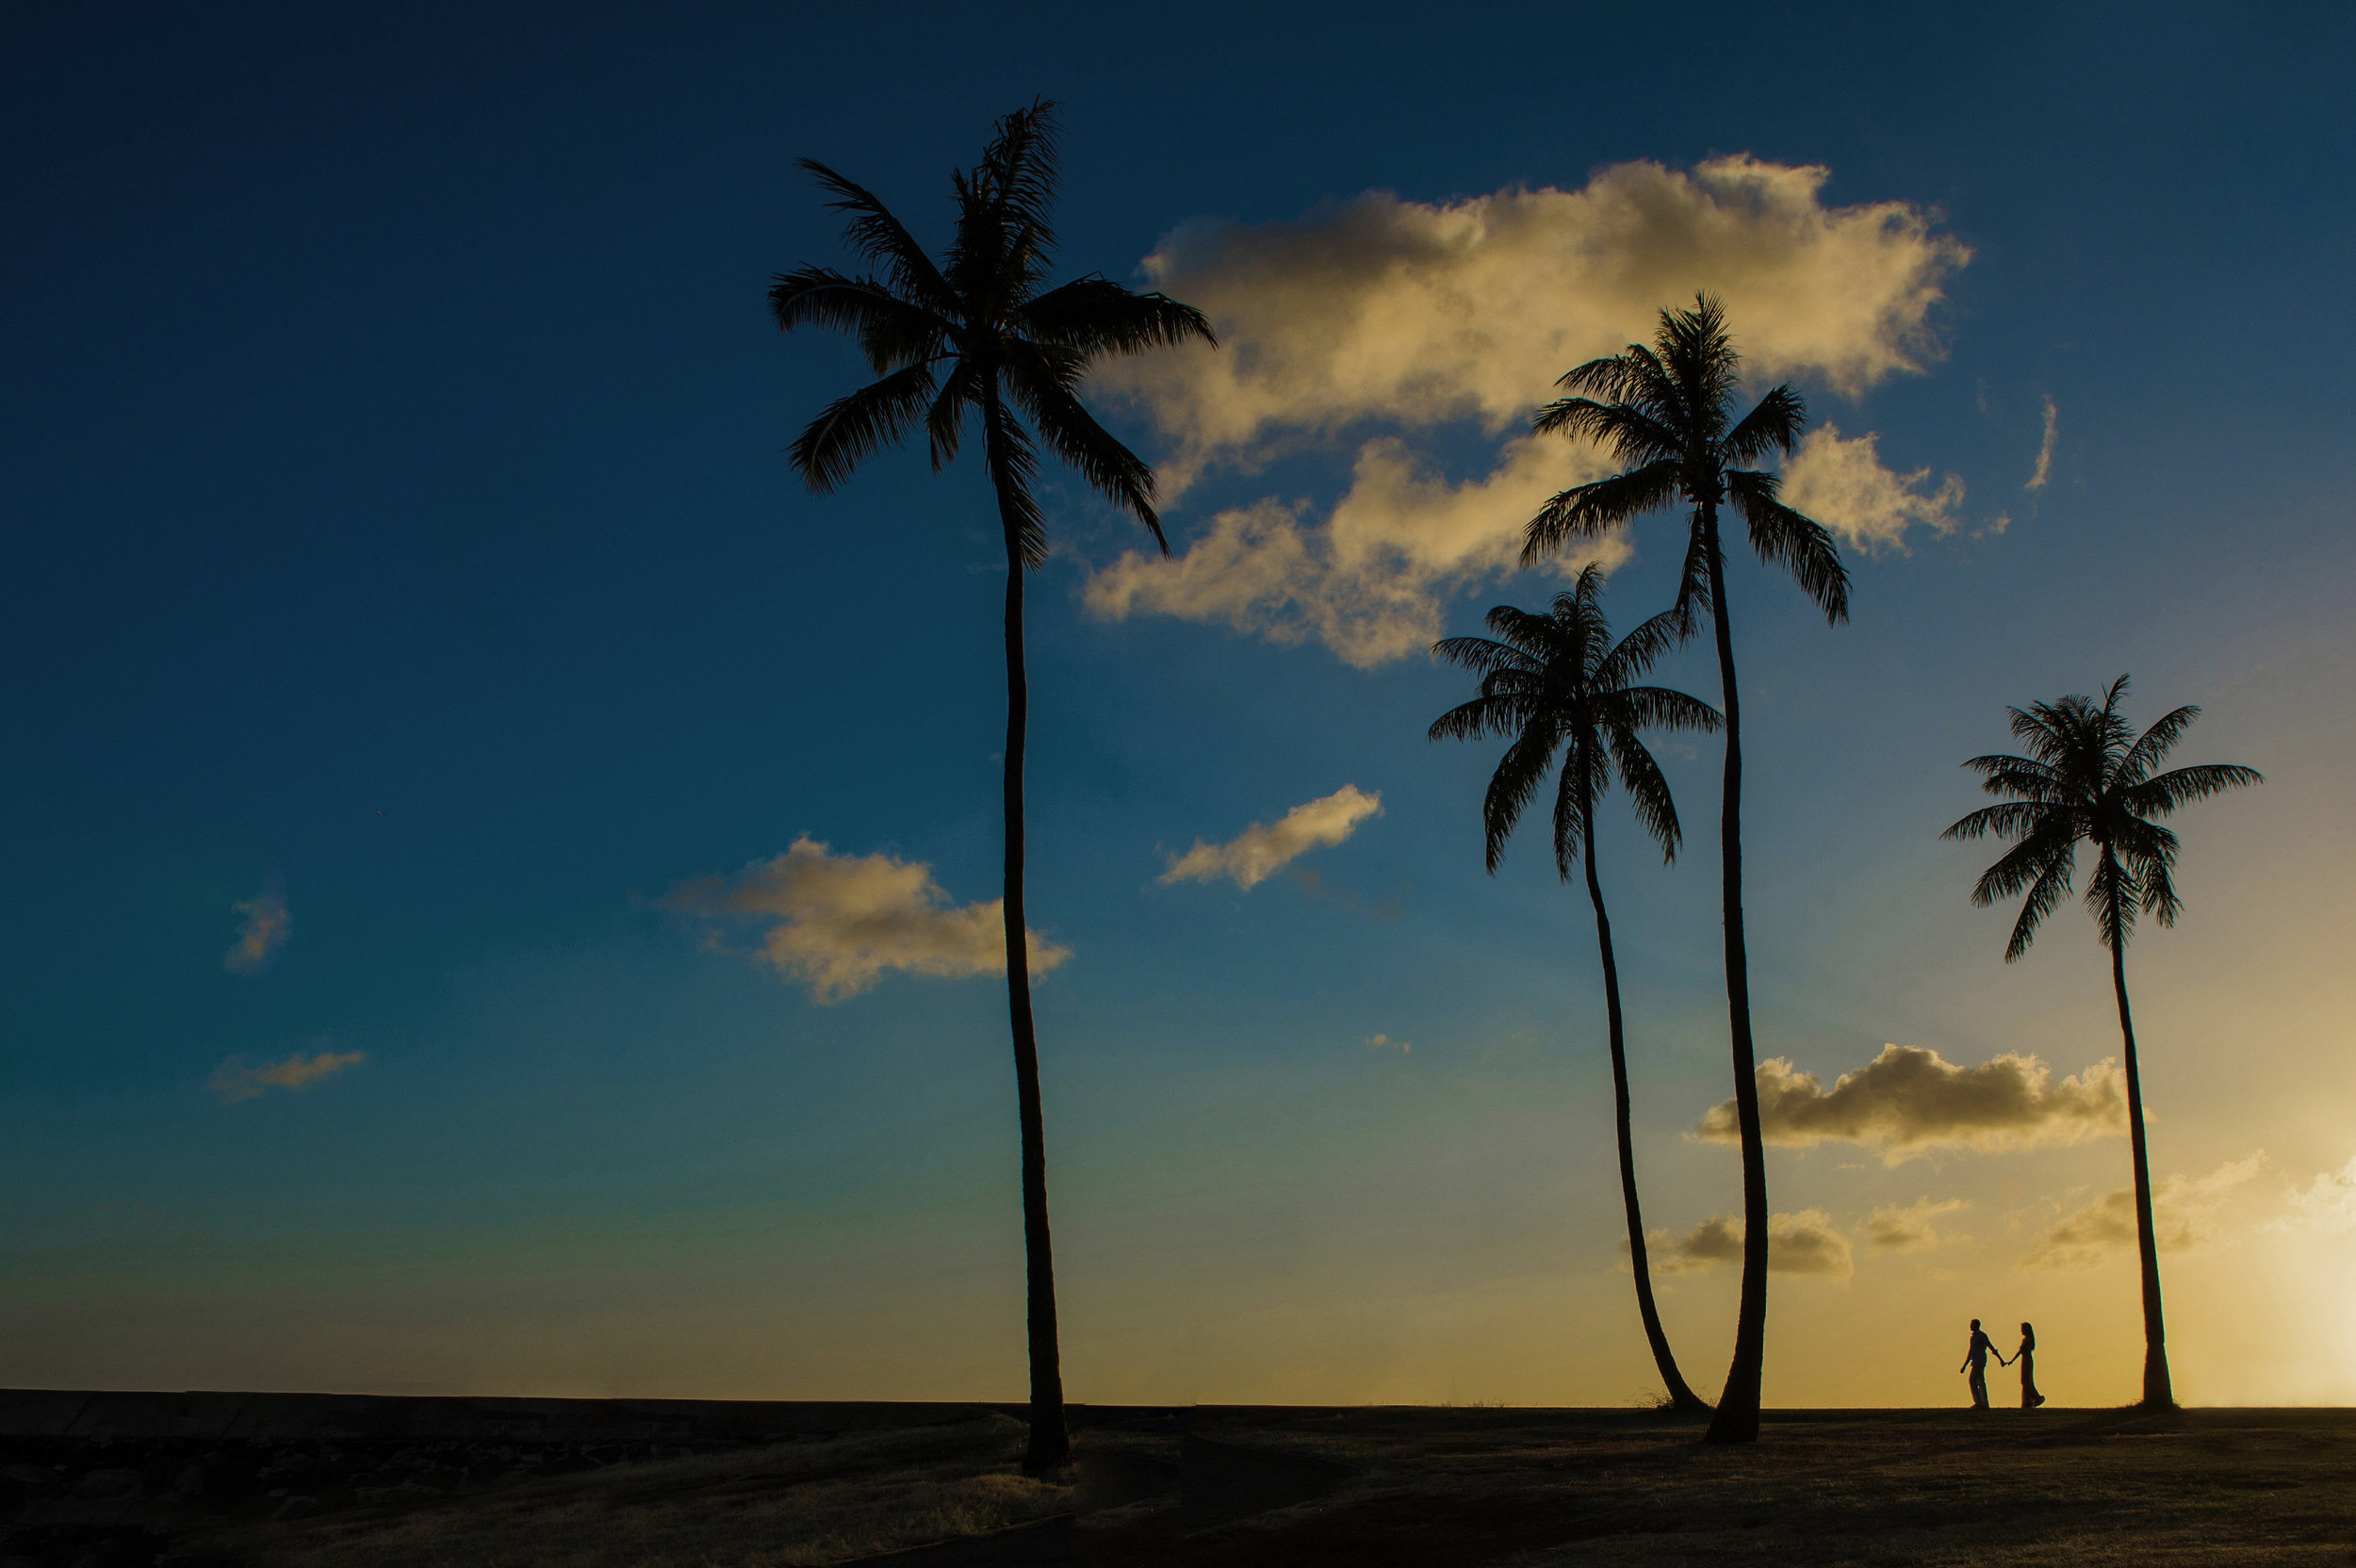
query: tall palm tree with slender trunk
[
  {"left": 1522, "top": 296, "right": 1849, "bottom": 1443},
  {"left": 1942, "top": 676, "right": 2259, "bottom": 1410},
  {"left": 769, "top": 100, "right": 1213, "bottom": 1474},
  {"left": 1429, "top": 564, "right": 1722, "bottom": 1413}
]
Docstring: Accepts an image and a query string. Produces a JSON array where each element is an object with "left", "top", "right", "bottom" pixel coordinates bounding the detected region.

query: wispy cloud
[
  {"left": 2025, "top": 395, "right": 2058, "bottom": 490},
  {"left": 662, "top": 837, "right": 1069, "bottom": 1004},
  {"left": 223, "top": 886, "right": 289, "bottom": 976},
  {"left": 2275, "top": 1153, "right": 2356, "bottom": 1234},
  {"left": 1648, "top": 1211, "right": 1855, "bottom": 1278},
  {"left": 1159, "top": 786, "right": 1383, "bottom": 890},
  {"left": 1086, "top": 157, "right": 1971, "bottom": 665},
  {"left": 1864, "top": 1196, "right": 1970, "bottom": 1251},
  {"left": 1693, "top": 1045, "right": 2124, "bottom": 1163},
  {"left": 211, "top": 1048, "right": 364, "bottom": 1103},
  {"left": 2023, "top": 1153, "right": 2266, "bottom": 1270},
  {"left": 1364, "top": 1032, "right": 1411, "bottom": 1054},
  {"left": 1780, "top": 425, "right": 1966, "bottom": 552}
]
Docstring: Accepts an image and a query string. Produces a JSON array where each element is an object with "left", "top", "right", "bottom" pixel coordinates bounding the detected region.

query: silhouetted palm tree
[
  {"left": 1942, "top": 676, "right": 2259, "bottom": 1410},
  {"left": 1521, "top": 295, "right": 1849, "bottom": 1444},
  {"left": 1430, "top": 564, "right": 1722, "bottom": 1413},
  {"left": 770, "top": 100, "right": 1212, "bottom": 1474}
]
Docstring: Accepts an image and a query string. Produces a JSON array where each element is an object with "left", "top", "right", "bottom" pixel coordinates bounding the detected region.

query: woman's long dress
[{"left": 2018, "top": 1340, "right": 2045, "bottom": 1408}]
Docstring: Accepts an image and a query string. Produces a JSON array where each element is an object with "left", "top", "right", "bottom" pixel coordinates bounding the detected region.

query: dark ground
[{"left": 4, "top": 1391, "right": 2351, "bottom": 1566}]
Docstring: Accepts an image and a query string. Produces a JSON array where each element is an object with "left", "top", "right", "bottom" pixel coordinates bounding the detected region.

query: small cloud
[
  {"left": 1160, "top": 786, "right": 1383, "bottom": 890},
  {"left": 1648, "top": 1210, "right": 1854, "bottom": 1278},
  {"left": 1364, "top": 1032, "right": 1411, "bottom": 1054},
  {"left": 2274, "top": 1153, "right": 2356, "bottom": 1235},
  {"left": 2024, "top": 396, "right": 2058, "bottom": 491},
  {"left": 661, "top": 836, "right": 1069, "bottom": 1004},
  {"left": 2023, "top": 1153, "right": 2266, "bottom": 1270},
  {"left": 1693, "top": 1044, "right": 2124, "bottom": 1163},
  {"left": 1864, "top": 1196, "right": 1970, "bottom": 1251},
  {"left": 211, "top": 1048, "right": 364, "bottom": 1103},
  {"left": 223, "top": 886, "right": 289, "bottom": 976},
  {"left": 1779, "top": 424, "right": 1965, "bottom": 554}
]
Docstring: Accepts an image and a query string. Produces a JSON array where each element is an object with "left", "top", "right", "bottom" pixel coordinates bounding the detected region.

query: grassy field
[{"left": 23, "top": 1403, "right": 2353, "bottom": 1566}]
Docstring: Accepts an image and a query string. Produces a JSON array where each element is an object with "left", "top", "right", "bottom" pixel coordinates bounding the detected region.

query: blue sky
[{"left": 5, "top": 1, "right": 2355, "bottom": 1407}]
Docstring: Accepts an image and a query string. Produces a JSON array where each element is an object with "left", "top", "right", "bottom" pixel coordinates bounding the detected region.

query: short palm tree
[
  {"left": 1942, "top": 676, "right": 2259, "bottom": 1410},
  {"left": 1522, "top": 296, "right": 1849, "bottom": 1443},
  {"left": 770, "top": 100, "right": 1213, "bottom": 1473},
  {"left": 1430, "top": 564, "right": 1723, "bottom": 1414}
]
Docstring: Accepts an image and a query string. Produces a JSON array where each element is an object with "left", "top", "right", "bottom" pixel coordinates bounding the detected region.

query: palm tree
[
  {"left": 1941, "top": 676, "right": 2259, "bottom": 1410},
  {"left": 1521, "top": 295, "right": 1849, "bottom": 1444},
  {"left": 769, "top": 100, "right": 1213, "bottom": 1474},
  {"left": 1429, "top": 564, "right": 1722, "bottom": 1413}
]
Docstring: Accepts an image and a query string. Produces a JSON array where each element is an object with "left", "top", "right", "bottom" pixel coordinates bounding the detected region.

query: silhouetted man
[{"left": 1960, "top": 1318, "right": 1998, "bottom": 1410}]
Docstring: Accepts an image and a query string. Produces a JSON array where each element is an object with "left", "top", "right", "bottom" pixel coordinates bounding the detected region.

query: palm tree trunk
[
  {"left": 986, "top": 389, "right": 1070, "bottom": 1475},
  {"left": 1582, "top": 812, "right": 1709, "bottom": 1414},
  {"left": 2106, "top": 862, "right": 2173, "bottom": 1410},
  {"left": 1698, "top": 503, "right": 1769, "bottom": 1446}
]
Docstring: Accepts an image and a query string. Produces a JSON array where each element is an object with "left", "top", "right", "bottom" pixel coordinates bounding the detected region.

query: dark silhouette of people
[
  {"left": 2004, "top": 1321, "right": 2046, "bottom": 1408},
  {"left": 1960, "top": 1318, "right": 1998, "bottom": 1409}
]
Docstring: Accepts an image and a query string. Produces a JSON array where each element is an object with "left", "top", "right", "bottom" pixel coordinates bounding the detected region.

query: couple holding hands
[{"left": 1961, "top": 1318, "right": 2046, "bottom": 1409}]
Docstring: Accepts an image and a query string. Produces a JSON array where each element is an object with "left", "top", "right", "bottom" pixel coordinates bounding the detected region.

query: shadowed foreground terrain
[{"left": 3, "top": 1394, "right": 2351, "bottom": 1566}]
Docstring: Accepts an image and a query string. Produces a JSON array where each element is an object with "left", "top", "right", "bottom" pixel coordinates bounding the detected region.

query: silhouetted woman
[{"left": 2009, "top": 1322, "right": 2046, "bottom": 1408}]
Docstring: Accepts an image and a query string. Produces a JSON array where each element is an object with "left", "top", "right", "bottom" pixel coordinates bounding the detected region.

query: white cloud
[
  {"left": 2024, "top": 1153, "right": 2266, "bottom": 1270},
  {"left": 1364, "top": 1032, "right": 1411, "bottom": 1054},
  {"left": 223, "top": 889, "right": 289, "bottom": 976},
  {"left": 1693, "top": 1045, "right": 2124, "bottom": 1163},
  {"left": 2025, "top": 395, "right": 2058, "bottom": 490},
  {"left": 1864, "top": 1196, "right": 1970, "bottom": 1251},
  {"left": 1650, "top": 1210, "right": 1854, "bottom": 1278},
  {"left": 1160, "top": 786, "right": 1383, "bottom": 890},
  {"left": 662, "top": 837, "right": 1070, "bottom": 1004},
  {"left": 211, "top": 1048, "right": 364, "bottom": 1103},
  {"left": 1086, "top": 157, "right": 1968, "bottom": 664},
  {"left": 1779, "top": 424, "right": 1966, "bottom": 552},
  {"left": 1087, "top": 437, "right": 1628, "bottom": 667},
  {"left": 1098, "top": 156, "right": 1970, "bottom": 483}
]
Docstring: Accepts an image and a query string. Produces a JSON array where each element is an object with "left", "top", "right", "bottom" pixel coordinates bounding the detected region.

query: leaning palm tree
[
  {"left": 1521, "top": 295, "right": 1849, "bottom": 1443},
  {"left": 769, "top": 100, "right": 1212, "bottom": 1474},
  {"left": 1430, "top": 564, "right": 1722, "bottom": 1413},
  {"left": 1942, "top": 676, "right": 2259, "bottom": 1410}
]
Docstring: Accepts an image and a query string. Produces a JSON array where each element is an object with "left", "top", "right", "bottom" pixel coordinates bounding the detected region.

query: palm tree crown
[
  {"left": 770, "top": 98, "right": 1212, "bottom": 561},
  {"left": 1429, "top": 565, "right": 1720, "bottom": 873},
  {"left": 1942, "top": 676, "right": 2263, "bottom": 957},
  {"left": 1523, "top": 295, "right": 1847, "bottom": 630}
]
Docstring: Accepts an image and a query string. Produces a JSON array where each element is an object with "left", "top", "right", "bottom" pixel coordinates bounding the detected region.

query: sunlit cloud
[
  {"left": 1649, "top": 1210, "right": 1855, "bottom": 1278},
  {"left": 661, "top": 836, "right": 1069, "bottom": 1004},
  {"left": 1693, "top": 1045, "right": 2124, "bottom": 1163},
  {"left": 1779, "top": 424, "right": 1966, "bottom": 552},
  {"left": 2025, "top": 395, "right": 2058, "bottom": 490},
  {"left": 1864, "top": 1196, "right": 1970, "bottom": 1251},
  {"left": 1159, "top": 786, "right": 1383, "bottom": 890},
  {"left": 1086, "top": 156, "right": 1970, "bottom": 665},
  {"left": 1364, "top": 1032, "right": 1412, "bottom": 1054},
  {"left": 222, "top": 887, "right": 289, "bottom": 976},
  {"left": 2270, "top": 1153, "right": 2356, "bottom": 1234},
  {"left": 2022, "top": 1152, "right": 2266, "bottom": 1270},
  {"left": 1087, "top": 438, "right": 1629, "bottom": 668},
  {"left": 210, "top": 1048, "right": 364, "bottom": 1103}
]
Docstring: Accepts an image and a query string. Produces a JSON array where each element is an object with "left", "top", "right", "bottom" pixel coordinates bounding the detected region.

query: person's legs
[{"left": 1970, "top": 1365, "right": 1988, "bottom": 1409}]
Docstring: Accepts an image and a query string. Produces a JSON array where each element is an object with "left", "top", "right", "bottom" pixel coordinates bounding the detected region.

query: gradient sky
[{"left": 6, "top": 1, "right": 2355, "bottom": 1411}]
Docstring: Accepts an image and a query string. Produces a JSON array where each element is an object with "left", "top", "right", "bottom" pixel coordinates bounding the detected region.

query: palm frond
[
  {"left": 1723, "top": 384, "right": 1808, "bottom": 466},
  {"left": 2123, "top": 762, "right": 2263, "bottom": 816},
  {"left": 768, "top": 269, "right": 953, "bottom": 369},
  {"left": 1551, "top": 733, "right": 1601, "bottom": 878},
  {"left": 2115, "top": 703, "right": 2201, "bottom": 785},
  {"left": 1941, "top": 801, "right": 2053, "bottom": 841},
  {"left": 791, "top": 161, "right": 957, "bottom": 318},
  {"left": 1017, "top": 277, "right": 1215, "bottom": 355},
  {"left": 1524, "top": 461, "right": 1679, "bottom": 564},
  {"left": 1002, "top": 348, "right": 1163, "bottom": 547},
  {"left": 1595, "top": 601, "right": 1689, "bottom": 687},
  {"left": 1481, "top": 725, "right": 1559, "bottom": 874},
  {"left": 925, "top": 358, "right": 977, "bottom": 469},
  {"left": 1428, "top": 691, "right": 1540, "bottom": 743},
  {"left": 1532, "top": 397, "right": 1681, "bottom": 466},
  {"left": 981, "top": 398, "right": 1050, "bottom": 569},
  {"left": 1432, "top": 633, "right": 1538, "bottom": 683},
  {"left": 789, "top": 363, "right": 938, "bottom": 492},
  {"left": 2004, "top": 853, "right": 2076, "bottom": 960},
  {"left": 1726, "top": 468, "right": 1850, "bottom": 624},
  {"left": 1615, "top": 685, "right": 1723, "bottom": 736},
  {"left": 1608, "top": 726, "right": 1683, "bottom": 863}
]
